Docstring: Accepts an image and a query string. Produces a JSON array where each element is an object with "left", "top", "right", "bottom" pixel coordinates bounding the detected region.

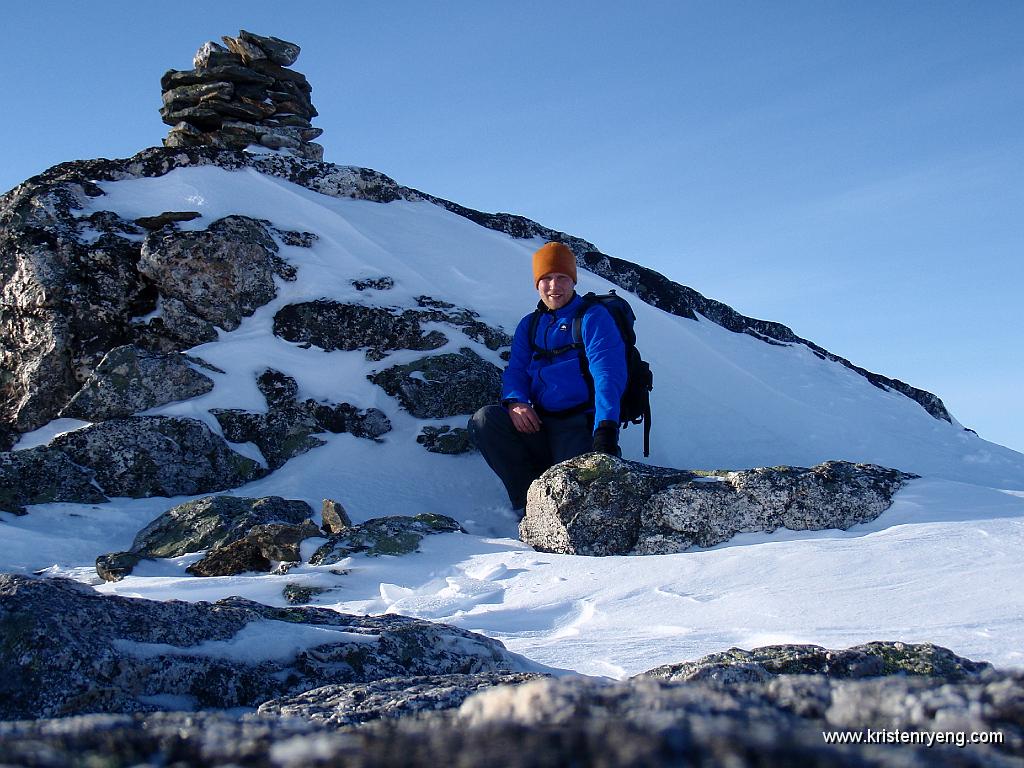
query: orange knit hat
[{"left": 532, "top": 242, "right": 577, "bottom": 286}]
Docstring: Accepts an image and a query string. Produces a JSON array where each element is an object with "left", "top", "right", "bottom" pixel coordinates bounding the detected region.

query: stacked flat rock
[{"left": 160, "top": 30, "right": 323, "bottom": 161}]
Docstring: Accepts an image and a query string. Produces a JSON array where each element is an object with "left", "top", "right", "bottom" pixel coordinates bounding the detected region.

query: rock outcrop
[
  {"left": 211, "top": 368, "right": 390, "bottom": 470},
  {"left": 0, "top": 446, "right": 108, "bottom": 515},
  {"left": 416, "top": 425, "right": 475, "bottom": 454},
  {"left": 273, "top": 296, "right": 510, "bottom": 361},
  {"left": 139, "top": 215, "right": 293, "bottom": 332},
  {"left": 521, "top": 454, "right": 916, "bottom": 556},
  {"left": 256, "top": 673, "right": 544, "bottom": 726},
  {"left": 369, "top": 348, "right": 502, "bottom": 419},
  {"left": 309, "top": 513, "right": 465, "bottom": 565},
  {"left": 0, "top": 574, "right": 525, "bottom": 719},
  {"left": 0, "top": 638, "right": 1017, "bottom": 767},
  {"left": 50, "top": 416, "right": 265, "bottom": 499},
  {"left": 96, "top": 495, "right": 314, "bottom": 581},
  {"left": 642, "top": 641, "right": 993, "bottom": 683},
  {"left": 161, "top": 30, "right": 324, "bottom": 161},
  {"left": 59, "top": 344, "right": 216, "bottom": 421}
]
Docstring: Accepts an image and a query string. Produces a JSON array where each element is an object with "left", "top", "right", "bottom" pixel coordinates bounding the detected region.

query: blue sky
[{"left": 3, "top": 1, "right": 1022, "bottom": 453}]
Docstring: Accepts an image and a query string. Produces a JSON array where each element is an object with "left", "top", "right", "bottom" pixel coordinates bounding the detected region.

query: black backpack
[{"left": 528, "top": 290, "right": 654, "bottom": 456}]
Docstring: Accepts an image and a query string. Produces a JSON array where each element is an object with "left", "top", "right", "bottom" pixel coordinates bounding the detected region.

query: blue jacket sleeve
[
  {"left": 500, "top": 314, "right": 534, "bottom": 404},
  {"left": 581, "top": 305, "right": 627, "bottom": 428}
]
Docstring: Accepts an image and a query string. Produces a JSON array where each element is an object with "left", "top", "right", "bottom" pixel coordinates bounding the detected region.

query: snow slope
[{"left": 3, "top": 162, "right": 1024, "bottom": 676}]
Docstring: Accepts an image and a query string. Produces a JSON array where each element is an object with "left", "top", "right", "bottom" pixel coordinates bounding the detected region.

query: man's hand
[
  {"left": 592, "top": 421, "right": 620, "bottom": 456},
  {"left": 508, "top": 402, "right": 542, "bottom": 433}
]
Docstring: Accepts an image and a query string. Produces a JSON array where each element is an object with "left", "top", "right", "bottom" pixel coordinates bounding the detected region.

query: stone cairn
[{"left": 160, "top": 30, "right": 324, "bottom": 161}]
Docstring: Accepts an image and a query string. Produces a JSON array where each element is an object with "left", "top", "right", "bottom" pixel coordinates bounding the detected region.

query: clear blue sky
[{"left": 3, "top": 1, "right": 1022, "bottom": 453}]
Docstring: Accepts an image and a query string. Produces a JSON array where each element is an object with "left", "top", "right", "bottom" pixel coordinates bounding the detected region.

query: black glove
[{"left": 592, "top": 421, "right": 621, "bottom": 456}]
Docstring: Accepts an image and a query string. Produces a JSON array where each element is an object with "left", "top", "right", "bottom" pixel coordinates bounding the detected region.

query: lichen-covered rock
[
  {"left": 321, "top": 498, "right": 352, "bottom": 534},
  {"left": 0, "top": 445, "right": 108, "bottom": 515},
  {"left": 0, "top": 574, "right": 526, "bottom": 719},
  {"left": 138, "top": 215, "right": 288, "bottom": 331},
  {"left": 273, "top": 299, "right": 448, "bottom": 357},
  {"left": 59, "top": 344, "right": 215, "bottom": 420},
  {"left": 416, "top": 425, "right": 475, "bottom": 455},
  {"left": 641, "top": 641, "right": 993, "bottom": 683},
  {"left": 0, "top": 642, "right": 1020, "bottom": 767},
  {"left": 51, "top": 416, "right": 265, "bottom": 498},
  {"left": 212, "top": 368, "right": 390, "bottom": 470},
  {"left": 96, "top": 495, "right": 313, "bottom": 581},
  {"left": 369, "top": 348, "right": 502, "bottom": 419},
  {"left": 413, "top": 295, "right": 512, "bottom": 351},
  {"left": 132, "top": 296, "right": 219, "bottom": 352},
  {"left": 0, "top": 183, "right": 152, "bottom": 434},
  {"left": 272, "top": 297, "right": 511, "bottom": 362},
  {"left": 186, "top": 519, "right": 322, "bottom": 577},
  {"left": 309, "top": 513, "right": 465, "bottom": 565},
  {"left": 521, "top": 454, "right": 916, "bottom": 556},
  {"left": 282, "top": 583, "right": 332, "bottom": 604},
  {"left": 257, "top": 673, "right": 545, "bottom": 725}
]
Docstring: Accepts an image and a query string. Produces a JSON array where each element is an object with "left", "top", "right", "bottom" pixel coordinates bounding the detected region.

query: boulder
[
  {"left": 0, "top": 445, "right": 108, "bottom": 515},
  {"left": 256, "top": 673, "right": 545, "bottom": 725},
  {"left": 309, "top": 513, "right": 465, "bottom": 565},
  {"left": 641, "top": 641, "right": 994, "bottom": 684},
  {"left": 0, "top": 574, "right": 526, "bottom": 719},
  {"left": 138, "top": 215, "right": 288, "bottom": 331},
  {"left": 59, "top": 344, "right": 215, "bottom": 421},
  {"left": 369, "top": 348, "right": 502, "bottom": 419},
  {"left": 95, "top": 495, "right": 313, "bottom": 581},
  {"left": 321, "top": 498, "right": 352, "bottom": 534},
  {"left": 416, "top": 425, "right": 475, "bottom": 455},
  {"left": 521, "top": 454, "right": 916, "bottom": 556},
  {"left": 186, "top": 519, "right": 322, "bottom": 577},
  {"left": 51, "top": 416, "right": 265, "bottom": 498},
  {"left": 212, "top": 368, "right": 390, "bottom": 470}
]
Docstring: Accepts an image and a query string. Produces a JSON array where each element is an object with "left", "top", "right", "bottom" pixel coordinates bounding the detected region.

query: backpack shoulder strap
[
  {"left": 527, "top": 309, "right": 542, "bottom": 353},
  {"left": 571, "top": 292, "right": 598, "bottom": 345}
]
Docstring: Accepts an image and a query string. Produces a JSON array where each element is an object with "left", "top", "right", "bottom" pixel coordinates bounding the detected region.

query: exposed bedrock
[
  {"left": 59, "top": 344, "right": 217, "bottom": 421},
  {"left": 369, "top": 348, "right": 502, "bottom": 419},
  {"left": 138, "top": 215, "right": 291, "bottom": 332},
  {"left": 521, "top": 454, "right": 917, "bottom": 556},
  {"left": 0, "top": 639, "right": 1018, "bottom": 767},
  {"left": 211, "top": 368, "right": 390, "bottom": 471},
  {"left": 50, "top": 416, "right": 265, "bottom": 498},
  {"left": 0, "top": 446, "right": 108, "bottom": 515},
  {"left": 0, "top": 573, "right": 525, "bottom": 720},
  {"left": 272, "top": 296, "right": 510, "bottom": 361}
]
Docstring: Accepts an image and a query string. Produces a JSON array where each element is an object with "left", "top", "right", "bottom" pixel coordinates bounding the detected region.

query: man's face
[{"left": 537, "top": 273, "right": 575, "bottom": 311}]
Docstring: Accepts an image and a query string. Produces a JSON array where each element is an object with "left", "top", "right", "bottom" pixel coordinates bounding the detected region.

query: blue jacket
[{"left": 501, "top": 293, "right": 627, "bottom": 430}]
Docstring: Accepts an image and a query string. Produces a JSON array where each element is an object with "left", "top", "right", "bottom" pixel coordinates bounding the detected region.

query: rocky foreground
[{"left": 1, "top": 574, "right": 1021, "bottom": 767}]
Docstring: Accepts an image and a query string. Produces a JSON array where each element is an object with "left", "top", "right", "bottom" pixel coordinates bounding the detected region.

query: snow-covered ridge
[
  {"left": 2, "top": 146, "right": 1023, "bottom": 677},
  {"left": 5, "top": 145, "right": 948, "bottom": 426}
]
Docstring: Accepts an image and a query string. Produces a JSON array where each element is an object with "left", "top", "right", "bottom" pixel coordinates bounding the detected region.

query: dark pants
[{"left": 468, "top": 404, "right": 593, "bottom": 510}]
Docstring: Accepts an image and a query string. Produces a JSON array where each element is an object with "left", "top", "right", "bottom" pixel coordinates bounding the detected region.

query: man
[{"left": 468, "top": 241, "right": 627, "bottom": 512}]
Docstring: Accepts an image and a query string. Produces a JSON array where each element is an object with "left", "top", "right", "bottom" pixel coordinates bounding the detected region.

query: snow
[{"left": 3, "top": 164, "right": 1024, "bottom": 679}]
